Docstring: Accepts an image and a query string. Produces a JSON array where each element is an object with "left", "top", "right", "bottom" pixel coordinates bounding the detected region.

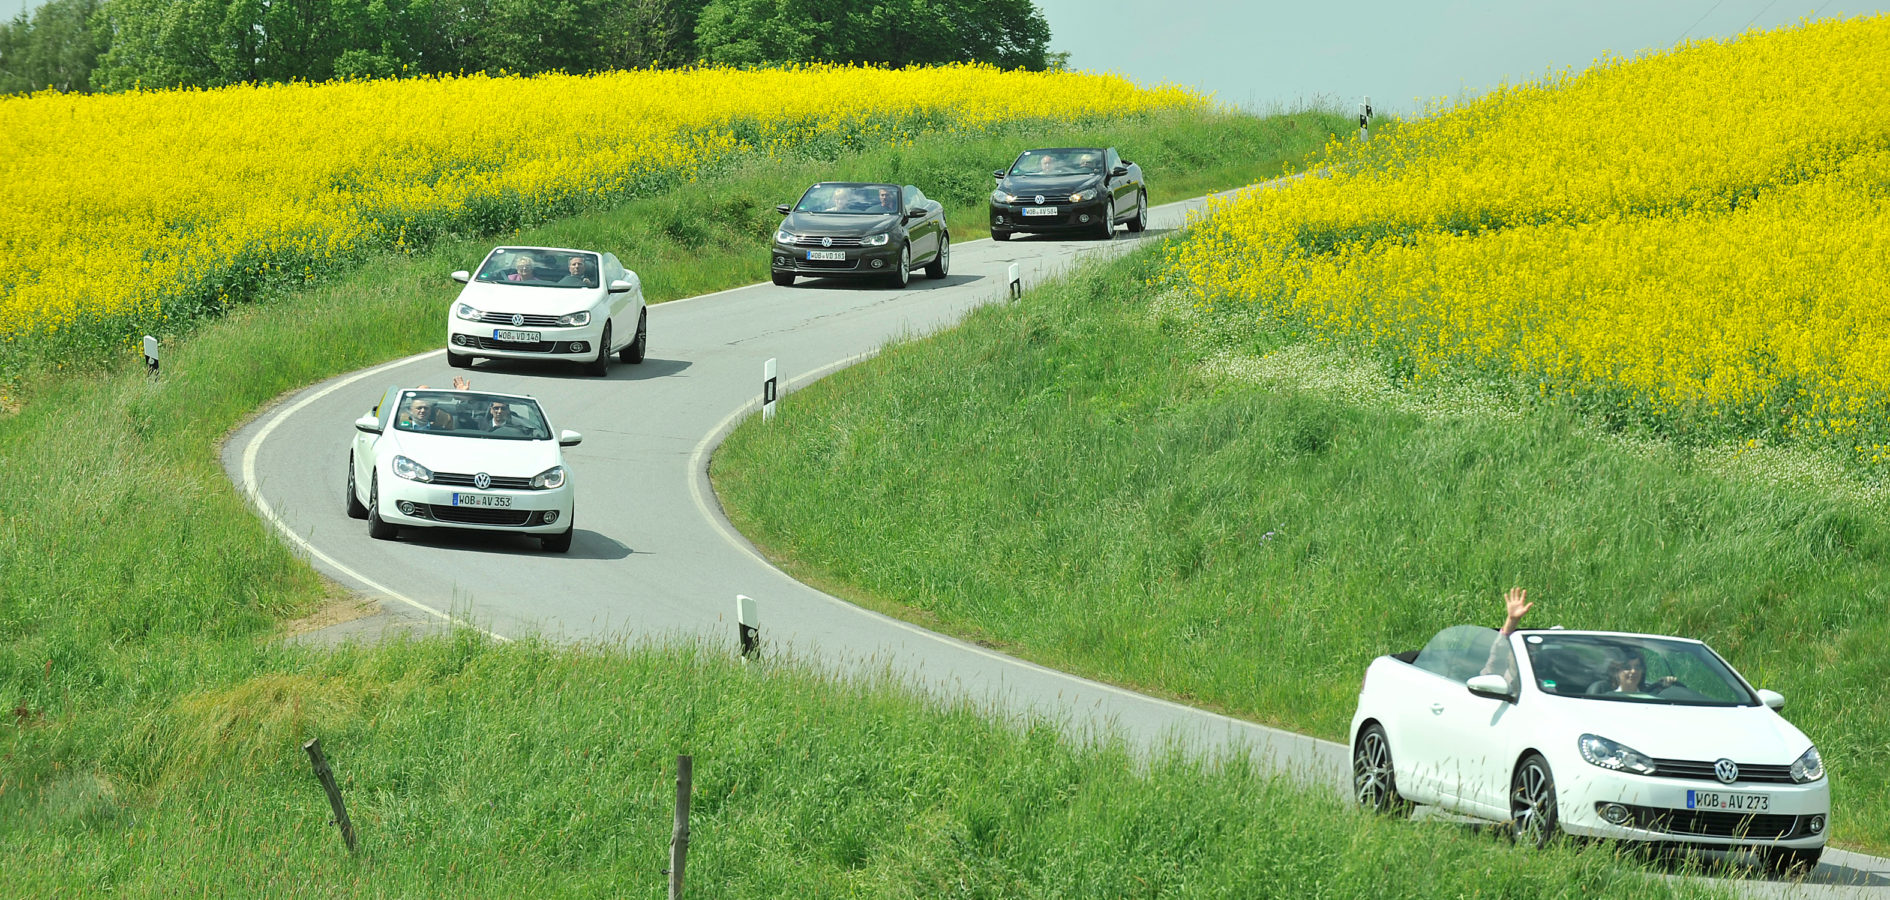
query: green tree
[
  {"left": 0, "top": 0, "right": 105, "bottom": 93},
  {"left": 695, "top": 0, "right": 1050, "bottom": 69}
]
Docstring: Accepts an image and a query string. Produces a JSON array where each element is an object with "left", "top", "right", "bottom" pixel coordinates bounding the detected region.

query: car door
[{"left": 353, "top": 386, "right": 398, "bottom": 502}]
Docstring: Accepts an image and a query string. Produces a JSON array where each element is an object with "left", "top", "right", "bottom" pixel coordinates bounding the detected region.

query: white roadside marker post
[
  {"left": 143, "top": 335, "right": 160, "bottom": 376},
  {"left": 1008, "top": 262, "right": 1021, "bottom": 299},
  {"left": 1358, "top": 95, "right": 1373, "bottom": 141},
  {"left": 736, "top": 594, "right": 760, "bottom": 659},
  {"left": 762, "top": 358, "right": 778, "bottom": 423}
]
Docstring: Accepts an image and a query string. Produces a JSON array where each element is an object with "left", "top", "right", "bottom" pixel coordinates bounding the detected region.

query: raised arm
[{"left": 1499, "top": 586, "right": 1532, "bottom": 636}]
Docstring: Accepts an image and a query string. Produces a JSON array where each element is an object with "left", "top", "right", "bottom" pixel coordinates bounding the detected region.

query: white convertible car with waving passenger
[{"left": 1350, "top": 625, "right": 1828, "bottom": 874}]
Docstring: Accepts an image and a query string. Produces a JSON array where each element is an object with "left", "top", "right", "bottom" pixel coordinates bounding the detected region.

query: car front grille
[
  {"left": 1651, "top": 758, "right": 1798, "bottom": 785},
  {"left": 787, "top": 236, "right": 865, "bottom": 248},
  {"left": 473, "top": 312, "right": 564, "bottom": 327},
  {"left": 1618, "top": 804, "right": 1805, "bottom": 840},
  {"left": 423, "top": 505, "right": 543, "bottom": 527},
  {"left": 431, "top": 472, "right": 535, "bottom": 490},
  {"left": 798, "top": 258, "right": 859, "bottom": 270},
  {"left": 455, "top": 335, "right": 578, "bottom": 353}
]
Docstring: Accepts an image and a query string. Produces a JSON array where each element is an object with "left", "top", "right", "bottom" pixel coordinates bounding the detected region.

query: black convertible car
[
  {"left": 989, "top": 147, "right": 1147, "bottom": 241},
  {"left": 772, "top": 182, "right": 949, "bottom": 288}
]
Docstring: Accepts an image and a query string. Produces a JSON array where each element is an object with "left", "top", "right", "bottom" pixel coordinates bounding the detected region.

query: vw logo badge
[
  {"left": 1714, "top": 759, "right": 1739, "bottom": 784},
  {"left": 821, "top": 236, "right": 833, "bottom": 248},
  {"left": 474, "top": 473, "right": 491, "bottom": 490},
  {"left": 1034, "top": 194, "right": 1045, "bottom": 205},
  {"left": 510, "top": 313, "right": 524, "bottom": 327}
]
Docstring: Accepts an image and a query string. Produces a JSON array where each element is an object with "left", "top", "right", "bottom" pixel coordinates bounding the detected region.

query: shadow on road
[{"left": 397, "top": 527, "right": 633, "bottom": 561}]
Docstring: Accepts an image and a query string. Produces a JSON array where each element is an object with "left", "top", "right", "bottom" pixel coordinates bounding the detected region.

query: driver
[{"left": 872, "top": 186, "right": 900, "bottom": 214}]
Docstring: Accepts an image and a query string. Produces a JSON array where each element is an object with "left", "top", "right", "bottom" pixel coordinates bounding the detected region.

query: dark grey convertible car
[
  {"left": 988, "top": 147, "right": 1147, "bottom": 241},
  {"left": 771, "top": 182, "right": 949, "bottom": 288}
]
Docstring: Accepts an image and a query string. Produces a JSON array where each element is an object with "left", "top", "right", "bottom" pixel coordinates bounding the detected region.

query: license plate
[
  {"left": 806, "top": 250, "right": 846, "bottom": 261},
  {"left": 493, "top": 329, "right": 540, "bottom": 343},
  {"left": 1687, "top": 791, "right": 1769, "bottom": 811},
  {"left": 453, "top": 493, "right": 511, "bottom": 508},
  {"left": 1022, "top": 207, "right": 1058, "bottom": 216}
]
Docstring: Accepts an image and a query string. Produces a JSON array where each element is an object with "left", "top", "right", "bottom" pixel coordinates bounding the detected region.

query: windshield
[
  {"left": 1010, "top": 149, "right": 1104, "bottom": 177},
  {"left": 475, "top": 248, "right": 600, "bottom": 288},
  {"left": 1521, "top": 634, "right": 1758, "bottom": 707},
  {"left": 393, "top": 390, "right": 552, "bottom": 440},
  {"left": 795, "top": 183, "right": 902, "bottom": 214}
]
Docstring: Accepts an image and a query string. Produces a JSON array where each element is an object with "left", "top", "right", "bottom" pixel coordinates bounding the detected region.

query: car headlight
[
  {"left": 1791, "top": 746, "right": 1824, "bottom": 783},
  {"left": 991, "top": 190, "right": 1016, "bottom": 204},
  {"left": 455, "top": 303, "right": 484, "bottom": 321},
  {"left": 864, "top": 233, "right": 891, "bottom": 246},
  {"left": 556, "top": 310, "right": 591, "bottom": 327},
  {"left": 1068, "top": 189, "right": 1092, "bottom": 203},
  {"left": 530, "top": 465, "right": 567, "bottom": 490},
  {"left": 1578, "top": 734, "right": 1658, "bottom": 776},
  {"left": 775, "top": 230, "right": 797, "bottom": 244},
  {"left": 391, "top": 455, "right": 434, "bottom": 483}
]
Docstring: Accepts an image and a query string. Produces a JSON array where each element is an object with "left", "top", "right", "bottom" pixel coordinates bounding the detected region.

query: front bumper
[
  {"left": 771, "top": 241, "right": 902, "bottom": 278},
  {"left": 1557, "top": 766, "right": 1830, "bottom": 849},
  {"left": 377, "top": 477, "right": 573, "bottom": 534},
  {"left": 447, "top": 319, "right": 604, "bottom": 361},
  {"left": 989, "top": 197, "right": 1109, "bottom": 233}
]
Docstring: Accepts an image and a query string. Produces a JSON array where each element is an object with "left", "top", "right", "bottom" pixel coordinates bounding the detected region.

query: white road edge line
[{"left": 239, "top": 348, "right": 511, "bottom": 644}]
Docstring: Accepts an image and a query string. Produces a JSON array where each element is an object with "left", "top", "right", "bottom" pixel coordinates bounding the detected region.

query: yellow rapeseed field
[
  {"left": 0, "top": 64, "right": 1204, "bottom": 349},
  {"left": 1165, "top": 15, "right": 1890, "bottom": 458}
]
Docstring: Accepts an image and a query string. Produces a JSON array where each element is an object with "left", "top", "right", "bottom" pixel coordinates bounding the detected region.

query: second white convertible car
[
  {"left": 1350, "top": 625, "right": 1828, "bottom": 874},
  {"left": 347, "top": 386, "right": 581, "bottom": 552},
  {"left": 446, "top": 246, "right": 647, "bottom": 376}
]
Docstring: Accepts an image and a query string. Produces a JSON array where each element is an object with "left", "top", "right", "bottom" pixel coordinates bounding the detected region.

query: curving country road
[{"left": 223, "top": 193, "right": 1890, "bottom": 897}]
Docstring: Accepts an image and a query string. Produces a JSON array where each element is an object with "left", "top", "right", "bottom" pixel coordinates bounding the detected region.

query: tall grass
[{"left": 711, "top": 246, "right": 1890, "bottom": 852}]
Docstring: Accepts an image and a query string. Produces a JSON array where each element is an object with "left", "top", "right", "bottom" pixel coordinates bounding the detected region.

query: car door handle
[{"left": 1431, "top": 703, "right": 1446, "bottom": 715}]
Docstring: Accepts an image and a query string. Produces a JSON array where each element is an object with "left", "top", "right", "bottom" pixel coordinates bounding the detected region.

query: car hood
[
  {"left": 1542, "top": 695, "right": 1814, "bottom": 763},
  {"left": 781, "top": 212, "right": 901, "bottom": 237},
  {"left": 385, "top": 431, "right": 564, "bottom": 478},
  {"left": 998, "top": 174, "right": 1102, "bottom": 196},
  {"left": 455, "top": 281, "right": 603, "bottom": 314}
]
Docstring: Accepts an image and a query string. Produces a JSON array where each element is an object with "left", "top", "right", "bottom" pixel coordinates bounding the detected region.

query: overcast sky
[{"left": 6, "top": 0, "right": 1880, "bottom": 116}]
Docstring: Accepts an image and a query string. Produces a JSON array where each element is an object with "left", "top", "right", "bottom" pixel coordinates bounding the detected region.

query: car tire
[
  {"left": 366, "top": 475, "right": 398, "bottom": 541},
  {"left": 992, "top": 229, "right": 1011, "bottom": 242},
  {"left": 1764, "top": 847, "right": 1823, "bottom": 877},
  {"left": 1127, "top": 190, "right": 1148, "bottom": 233},
  {"left": 345, "top": 452, "right": 368, "bottom": 520},
  {"left": 586, "top": 323, "right": 611, "bottom": 377},
  {"left": 619, "top": 309, "right": 646, "bottom": 363},
  {"left": 772, "top": 271, "right": 795, "bottom": 287},
  {"left": 541, "top": 514, "right": 574, "bottom": 553},
  {"left": 1352, "top": 723, "right": 1412, "bottom": 815},
  {"left": 1097, "top": 198, "right": 1115, "bottom": 239},
  {"left": 889, "top": 243, "right": 910, "bottom": 288},
  {"left": 1510, "top": 753, "right": 1560, "bottom": 848},
  {"left": 447, "top": 351, "right": 474, "bottom": 369},
  {"left": 925, "top": 232, "right": 949, "bottom": 279}
]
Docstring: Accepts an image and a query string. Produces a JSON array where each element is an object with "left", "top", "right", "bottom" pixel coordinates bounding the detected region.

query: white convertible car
[
  {"left": 446, "top": 245, "right": 647, "bottom": 376},
  {"left": 1350, "top": 625, "right": 1828, "bottom": 873},
  {"left": 347, "top": 386, "right": 581, "bottom": 552}
]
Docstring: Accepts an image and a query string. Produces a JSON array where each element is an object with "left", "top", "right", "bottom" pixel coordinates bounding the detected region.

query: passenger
[
  {"left": 400, "top": 396, "right": 450, "bottom": 431},
  {"left": 505, "top": 254, "right": 541, "bottom": 283},
  {"left": 1479, "top": 586, "right": 1532, "bottom": 682},
  {"left": 1588, "top": 649, "right": 1678, "bottom": 695},
  {"left": 1035, "top": 153, "right": 1058, "bottom": 175}
]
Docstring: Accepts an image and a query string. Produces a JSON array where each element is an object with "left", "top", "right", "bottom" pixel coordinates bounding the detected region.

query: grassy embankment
[{"left": 5, "top": 108, "right": 1726, "bottom": 896}]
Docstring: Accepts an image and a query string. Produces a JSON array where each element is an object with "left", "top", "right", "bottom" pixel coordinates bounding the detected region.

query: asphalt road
[{"left": 223, "top": 194, "right": 1890, "bottom": 897}]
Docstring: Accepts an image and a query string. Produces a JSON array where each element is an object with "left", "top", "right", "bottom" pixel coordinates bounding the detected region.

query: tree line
[{"left": 0, "top": 0, "right": 1055, "bottom": 95}]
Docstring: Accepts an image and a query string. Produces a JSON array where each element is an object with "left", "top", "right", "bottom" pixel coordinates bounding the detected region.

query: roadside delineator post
[
  {"left": 1008, "top": 262, "right": 1021, "bottom": 299},
  {"left": 143, "top": 335, "right": 160, "bottom": 376},
  {"left": 668, "top": 754, "right": 692, "bottom": 900},
  {"left": 1358, "top": 95, "right": 1373, "bottom": 141},
  {"left": 303, "top": 738, "right": 356, "bottom": 853},
  {"left": 762, "top": 358, "right": 778, "bottom": 422},
  {"left": 736, "top": 594, "right": 760, "bottom": 659}
]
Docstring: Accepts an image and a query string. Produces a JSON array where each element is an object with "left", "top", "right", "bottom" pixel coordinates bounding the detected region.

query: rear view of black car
[
  {"left": 989, "top": 147, "right": 1147, "bottom": 241},
  {"left": 772, "top": 182, "right": 949, "bottom": 288}
]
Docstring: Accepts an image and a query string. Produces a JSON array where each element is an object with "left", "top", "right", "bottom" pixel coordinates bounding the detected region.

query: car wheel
[
  {"left": 586, "top": 323, "right": 612, "bottom": 377},
  {"left": 1097, "top": 198, "right": 1115, "bottom": 239},
  {"left": 1764, "top": 847, "right": 1823, "bottom": 877},
  {"left": 889, "top": 243, "right": 910, "bottom": 288},
  {"left": 1353, "top": 723, "right": 1411, "bottom": 815},
  {"left": 345, "top": 452, "right": 368, "bottom": 519},
  {"left": 991, "top": 229, "right": 1011, "bottom": 242},
  {"left": 1127, "top": 190, "right": 1148, "bottom": 233},
  {"left": 366, "top": 474, "right": 398, "bottom": 541},
  {"left": 619, "top": 309, "right": 647, "bottom": 363},
  {"left": 541, "top": 513, "right": 574, "bottom": 553},
  {"left": 447, "top": 351, "right": 473, "bottom": 369},
  {"left": 1510, "top": 753, "right": 1560, "bottom": 848},
  {"left": 772, "top": 271, "right": 796, "bottom": 287},
  {"left": 925, "top": 232, "right": 949, "bottom": 279}
]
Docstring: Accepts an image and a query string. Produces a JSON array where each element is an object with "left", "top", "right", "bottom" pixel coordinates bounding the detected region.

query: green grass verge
[
  {"left": 711, "top": 244, "right": 1890, "bottom": 853},
  {"left": 5, "top": 108, "right": 1715, "bottom": 896}
]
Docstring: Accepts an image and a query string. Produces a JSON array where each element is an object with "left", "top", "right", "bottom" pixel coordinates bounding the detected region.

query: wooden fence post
[
  {"left": 303, "top": 738, "right": 357, "bottom": 853},
  {"left": 669, "top": 755, "right": 692, "bottom": 899}
]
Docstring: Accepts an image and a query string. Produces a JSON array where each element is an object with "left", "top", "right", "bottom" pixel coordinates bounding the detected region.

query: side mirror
[
  {"left": 775, "top": 204, "right": 792, "bottom": 215},
  {"left": 904, "top": 208, "right": 925, "bottom": 220},
  {"left": 1756, "top": 689, "right": 1785, "bottom": 711},
  {"left": 451, "top": 270, "right": 471, "bottom": 284},
  {"left": 607, "top": 279, "right": 634, "bottom": 294},
  {"left": 559, "top": 429, "right": 583, "bottom": 447},
  {"left": 1111, "top": 164, "right": 1130, "bottom": 177},
  {"left": 1465, "top": 674, "right": 1515, "bottom": 701},
  {"left": 992, "top": 169, "right": 1006, "bottom": 179},
  {"left": 355, "top": 415, "right": 383, "bottom": 434}
]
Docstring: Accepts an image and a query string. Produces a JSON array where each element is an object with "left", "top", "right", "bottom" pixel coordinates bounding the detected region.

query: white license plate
[
  {"left": 493, "top": 329, "right": 540, "bottom": 343},
  {"left": 453, "top": 493, "right": 512, "bottom": 508},
  {"left": 806, "top": 250, "right": 846, "bottom": 261},
  {"left": 1022, "top": 207, "right": 1058, "bottom": 216},
  {"left": 1687, "top": 791, "right": 1769, "bottom": 811}
]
